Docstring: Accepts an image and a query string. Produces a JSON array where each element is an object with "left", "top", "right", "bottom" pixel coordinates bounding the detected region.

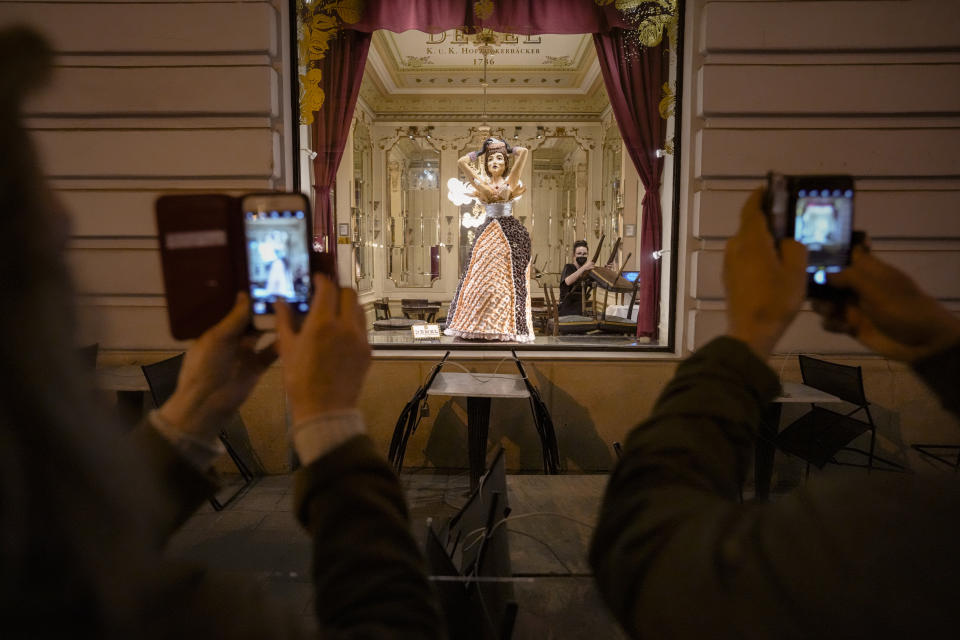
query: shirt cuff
[
  {"left": 292, "top": 409, "right": 367, "bottom": 467},
  {"left": 148, "top": 409, "right": 226, "bottom": 473}
]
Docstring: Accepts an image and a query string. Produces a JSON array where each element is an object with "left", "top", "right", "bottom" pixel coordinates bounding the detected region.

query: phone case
[{"left": 155, "top": 194, "right": 248, "bottom": 339}]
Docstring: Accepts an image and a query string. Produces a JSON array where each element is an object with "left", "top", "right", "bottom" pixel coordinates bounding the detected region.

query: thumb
[
  {"left": 779, "top": 239, "right": 808, "bottom": 276},
  {"left": 210, "top": 292, "right": 252, "bottom": 340}
]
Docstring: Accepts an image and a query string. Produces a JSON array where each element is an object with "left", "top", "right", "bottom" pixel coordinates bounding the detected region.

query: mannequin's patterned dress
[{"left": 444, "top": 200, "right": 535, "bottom": 342}]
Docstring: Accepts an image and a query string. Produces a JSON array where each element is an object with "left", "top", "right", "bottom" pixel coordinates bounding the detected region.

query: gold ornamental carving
[
  {"left": 297, "top": 0, "right": 366, "bottom": 125},
  {"left": 594, "top": 0, "right": 679, "bottom": 48}
]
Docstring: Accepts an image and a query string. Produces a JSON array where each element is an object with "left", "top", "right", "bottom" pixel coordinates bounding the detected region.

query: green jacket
[{"left": 591, "top": 337, "right": 960, "bottom": 638}]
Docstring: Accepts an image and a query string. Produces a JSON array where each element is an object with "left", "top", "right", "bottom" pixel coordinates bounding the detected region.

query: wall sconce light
[
  {"left": 513, "top": 126, "right": 521, "bottom": 140},
  {"left": 425, "top": 126, "right": 434, "bottom": 139},
  {"left": 536, "top": 126, "right": 544, "bottom": 139},
  {"left": 407, "top": 126, "right": 417, "bottom": 139}
]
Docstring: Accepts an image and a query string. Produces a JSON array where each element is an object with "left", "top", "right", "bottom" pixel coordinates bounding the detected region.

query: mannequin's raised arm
[{"left": 508, "top": 146, "right": 528, "bottom": 189}]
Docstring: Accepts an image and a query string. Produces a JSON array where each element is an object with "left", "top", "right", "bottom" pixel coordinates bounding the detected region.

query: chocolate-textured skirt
[{"left": 445, "top": 201, "right": 535, "bottom": 342}]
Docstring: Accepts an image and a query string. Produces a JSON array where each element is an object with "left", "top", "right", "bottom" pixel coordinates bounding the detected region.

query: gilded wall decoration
[
  {"left": 658, "top": 81, "right": 675, "bottom": 119},
  {"left": 297, "top": 0, "right": 366, "bottom": 125},
  {"left": 473, "top": 0, "right": 495, "bottom": 20},
  {"left": 404, "top": 55, "right": 433, "bottom": 68},
  {"left": 544, "top": 55, "right": 574, "bottom": 67}
]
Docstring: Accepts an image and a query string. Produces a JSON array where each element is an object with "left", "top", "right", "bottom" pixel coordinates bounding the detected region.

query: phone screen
[
  {"left": 243, "top": 206, "right": 311, "bottom": 315},
  {"left": 793, "top": 185, "right": 854, "bottom": 285}
]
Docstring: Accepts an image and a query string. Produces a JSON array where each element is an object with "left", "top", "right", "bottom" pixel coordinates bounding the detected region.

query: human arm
[
  {"left": 590, "top": 190, "right": 960, "bottom": 637},
  {"left": 814, "top": 245, "right": 960, "bottom": 414},
  {"left": 133, "top": 294, "right": 276, "bottom": 536},
  {"left": 275, "top": 277, "right": 443, "bottom": 639},
  {"left": 563, "top": 260, "right": 595, "bottom": 286}
]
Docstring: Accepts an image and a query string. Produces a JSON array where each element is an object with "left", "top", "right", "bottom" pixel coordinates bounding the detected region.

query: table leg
[
  {"left": 754, "top": 403, "right": 783, "bottom": 501},
  {"left": 467, "top": 396, "right": 492, "bottom": 491}
]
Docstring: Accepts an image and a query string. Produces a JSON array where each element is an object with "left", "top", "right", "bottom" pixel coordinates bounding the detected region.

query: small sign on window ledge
[{"left": 411, "top": 324, "right": 441, "bottom": 340}]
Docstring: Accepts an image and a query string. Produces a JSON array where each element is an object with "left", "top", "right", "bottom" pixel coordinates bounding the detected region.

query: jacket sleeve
[
  {"left": 912, "top": 341, "right": 960, "bottom": 418},
  {"left": 294, "top": 435, "right": 444, "bottom": 640},
  {"left": 590, "top": 337, "right": 960, "bottom": 639},
  {"left": 126, "top": 421, "right": 218, "bottom": 542}
]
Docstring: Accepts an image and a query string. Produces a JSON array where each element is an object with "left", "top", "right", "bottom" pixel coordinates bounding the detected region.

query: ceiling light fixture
[{"left": 473, "top": 30, "right": 501, "bottom": 129}]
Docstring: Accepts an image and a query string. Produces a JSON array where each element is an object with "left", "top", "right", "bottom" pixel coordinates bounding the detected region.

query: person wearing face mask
[{"left": 558, "top": 240, "right": 595, "bottom": 316}]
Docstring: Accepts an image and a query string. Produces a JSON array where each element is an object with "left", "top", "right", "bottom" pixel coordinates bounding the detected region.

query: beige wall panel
[
  {"left": 60, "top": 191, "right": 169, "bottom": 237},
  {"left": 0, "top": 2, "right": 277, "bottom": 54},
  {"left": 695, "top": 190, "right": 960, "bottom": 240},
  {"left": 67, "top": 248, "right": 163, "bottom": 295},
  {"left": 696, "top": 129, "right": 960, "bottom": 179},
  {"left": 32, "top": 129, "right": 278, "bottom": 178},
  {"left": 692, "top": 249, "right": 960, "bottom": 300},
  {"left": 689, "top": 309, "right": 867, "bottom": 353},
  {"left": 699, "top": 64, "right": 960, "bottom": 117},
  {"left": 235, "top": 365, "right": 289, "bottom": 474},
  {"left": 27, "top": 67, "right": 279, "bottom": 116},
  {"left": 701, "top": 1, "right": 960, "bottom": 53},
  {"left": 60, "top": 189, "right": 252, "bottom": 237},
  {"left": 76, "top": 303, "right": 182, "bottom": 350},
  {"left": 879, "top": 251, "right": 960, "bottom": 299},
  {"left": 92, "top": 349, "right": 955, "bottom": 474},
  {"left": 356, "top": 357, "right": 678, "bottom": 472}
]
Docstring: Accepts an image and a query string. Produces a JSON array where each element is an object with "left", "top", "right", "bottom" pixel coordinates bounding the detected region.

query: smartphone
[
  {"left": 156, "top": 194, "right": 245, "bottom": 340},
  {"left": 764, "top": 173, "right": 855, "bottom": 297},
  {"left": 241, "top": 192, "right": 313, "bottom": 330}
]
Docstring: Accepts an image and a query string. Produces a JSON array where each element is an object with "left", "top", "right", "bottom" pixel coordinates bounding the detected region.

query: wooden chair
[
  {"left": 374, "top": 300, "right": 391, "bottom": 321},
  {"left": 597, "top": 280, "right": 640, "bottom": 335},
  {"left": 543, "top": 284, "right": 598, "bottom": 336}
]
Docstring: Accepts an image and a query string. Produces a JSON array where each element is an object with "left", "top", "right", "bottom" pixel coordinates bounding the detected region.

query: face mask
[{"left": 575, "top": 256, "right": 587, "bottom": 267}]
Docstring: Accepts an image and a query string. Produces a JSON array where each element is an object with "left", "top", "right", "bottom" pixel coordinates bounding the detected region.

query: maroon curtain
[
  {"left": 311, "top": 30, "right": 371, "bottom": 261},
  {"left": 593, "top": 31, "right": 668, "bottom": 339},
  {"left": 351, "top": 0, "right": 628, "bottom": 34}
]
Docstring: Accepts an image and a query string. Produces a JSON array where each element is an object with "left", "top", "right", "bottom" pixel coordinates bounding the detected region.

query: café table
[
  {"left": 402, "top": 302, "right": 442, "bottom": 322},
  {"left": 427, "top": 371, "right": 530, "bottom": 490},
  {"left": 754, "top": 381, "right": 843, "bottom": 501},
  {"left": 95, "top": 364, "right": 151, "bottom": 427}
]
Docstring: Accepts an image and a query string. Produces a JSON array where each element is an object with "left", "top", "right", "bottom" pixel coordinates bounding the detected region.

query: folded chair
[
  {"left": 141, "top": 354, "right": 260, "bottom": 510},
  {"left": 777, "top": 355, "right": 907, "bottom": 475}
]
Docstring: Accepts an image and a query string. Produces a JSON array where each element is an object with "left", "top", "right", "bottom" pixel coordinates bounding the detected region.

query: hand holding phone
[
  {"left": 157, "top": 191, "right": 317, "bottom": 339},
  {"left": 763, "top": 172, "right": 855, "bottom": 298},
  {"left": 241, "top": 193, "right": 313, "bottom": 330}
]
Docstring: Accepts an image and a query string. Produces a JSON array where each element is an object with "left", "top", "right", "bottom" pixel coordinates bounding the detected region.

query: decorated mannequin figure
[{"left": 445, "top": 137, "right": 535, "bottom": 342}]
